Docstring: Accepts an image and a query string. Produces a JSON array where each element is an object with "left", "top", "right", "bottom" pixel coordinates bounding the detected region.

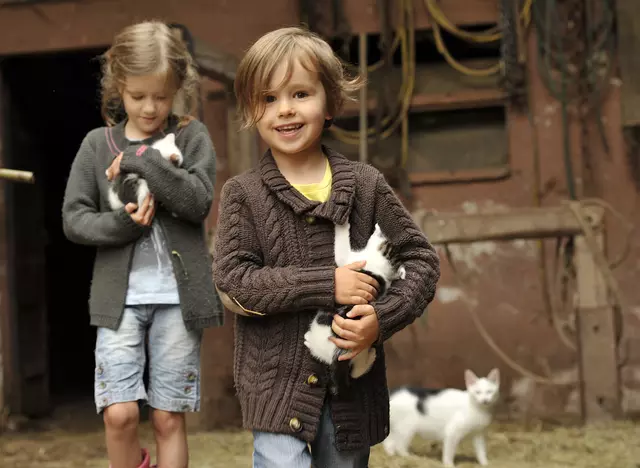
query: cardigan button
[
  {"left": 305, "top": 216, "right": 316, "bottom": 224},
  {"left": 289, "top": 417, "right": 302, "bottom": 432},
  {"left": 306, "top": 374, "right": 319, "bottom": 386}
]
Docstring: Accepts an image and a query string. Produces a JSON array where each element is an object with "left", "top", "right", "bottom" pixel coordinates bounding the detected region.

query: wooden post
[
  {"left": 227, "top": 102, "right": 259, "bottom": 176},
  {"left": 358, "top": 33, "right": 368, "bottom": 163},
  {"left": 575, "top": 231, "right": 622, "bottom": 422}
]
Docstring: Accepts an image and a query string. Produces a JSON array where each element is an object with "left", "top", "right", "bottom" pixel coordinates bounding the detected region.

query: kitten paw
[
  {"left": 304, "top": 324, "right": 336, "bottom": 365},
  {"left": 397, "top": 265, "right": 406, "bottom": 280}
]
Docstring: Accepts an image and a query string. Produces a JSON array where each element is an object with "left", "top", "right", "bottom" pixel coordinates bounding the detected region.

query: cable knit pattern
[
  {"left": 62, "top": 116, "right": 223, "bottom": 331},
  {"left": 212, "top": 146, "right": 440, "bottom": 451}
]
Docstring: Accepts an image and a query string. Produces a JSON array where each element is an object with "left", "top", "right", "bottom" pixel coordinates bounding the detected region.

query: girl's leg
[
  {"left": 252, "top": 431, "right": 311, "bottom": 468},
  {"left": 147, "top": 304, "right": 202, "bottom": 468},
  {"left": 310, "top": 402, "right": 370, "bottom": 468},
  {"left": 95, "top": 306, "right": 149, "bottom": 468}
]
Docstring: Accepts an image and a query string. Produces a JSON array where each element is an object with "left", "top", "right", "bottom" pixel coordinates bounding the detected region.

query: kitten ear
[
  {"left": 487, "top": 368, "right": 500, "bottom": 385},
  {"left": 464, "top": 369, "right": 478, "bottom": 388}
]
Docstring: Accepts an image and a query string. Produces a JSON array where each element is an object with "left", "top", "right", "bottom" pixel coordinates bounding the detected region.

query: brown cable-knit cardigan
[{"left": 212, "top": 146, "right": 440, "bottom": 451}]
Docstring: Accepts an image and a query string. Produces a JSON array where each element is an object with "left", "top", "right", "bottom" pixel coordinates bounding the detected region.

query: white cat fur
[{"left": 383, "top": 368, "right": 500, "bottom": 467}]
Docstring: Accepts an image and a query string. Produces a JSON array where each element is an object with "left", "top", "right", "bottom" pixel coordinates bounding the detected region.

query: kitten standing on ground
[
  {"left": 383, "top": 368, "right": 500, "bottom": 467},
  {"left": 107, "top": 132, "right": 183, "bottom": 210},
  {"left": 304, "top": 222, "right": 405, "bottom": 395}
]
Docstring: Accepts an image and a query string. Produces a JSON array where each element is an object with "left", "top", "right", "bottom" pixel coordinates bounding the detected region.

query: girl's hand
[
  {"left": 330, "top": 304, "right": 380, "bottom": 360},
  {"left": 334, "top": 261, "right": 379, "bottom": 305},
  {"left": 125, "top": 194, "right": 155, "bottom": 226},
  {"left": 106, "top": 152, "right": 123, "bottom": 181}
]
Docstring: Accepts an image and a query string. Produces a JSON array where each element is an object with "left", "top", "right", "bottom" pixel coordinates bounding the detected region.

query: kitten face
[
  {"left": 465, "top": 368, "right": 500, "bottom": 407},
  {"left": 152, "top": 133, "right": 183, "bottom": 166}
]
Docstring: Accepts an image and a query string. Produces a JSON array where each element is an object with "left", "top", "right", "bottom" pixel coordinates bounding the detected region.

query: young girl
[
  {"left": 62, "top": 21, "right": 222, "bottom": 468},
  {"left": 213, "top": 27, "right": 440, "bottom": 468}
]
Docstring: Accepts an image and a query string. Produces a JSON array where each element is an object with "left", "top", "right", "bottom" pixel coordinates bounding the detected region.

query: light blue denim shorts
[{"left": 94, "top": 304, "right": 202, "bottom": 414}]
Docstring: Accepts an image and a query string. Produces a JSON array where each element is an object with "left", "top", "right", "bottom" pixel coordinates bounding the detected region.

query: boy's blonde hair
[
  {"left": 100, "top": 20, "right": 200, "bottom": 126},
  {"left": 235, "top": 26, "right": 361, "bottom": 128}
]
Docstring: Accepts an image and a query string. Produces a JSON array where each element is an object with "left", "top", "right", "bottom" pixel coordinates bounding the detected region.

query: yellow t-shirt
[{"left": 291, "top": 159, "right": 332, "bottom": 203}]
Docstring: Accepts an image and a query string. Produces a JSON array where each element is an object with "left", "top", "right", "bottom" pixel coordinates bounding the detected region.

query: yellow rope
[{"left": 424, "top": 0, "right": 533, "bottom": 77}]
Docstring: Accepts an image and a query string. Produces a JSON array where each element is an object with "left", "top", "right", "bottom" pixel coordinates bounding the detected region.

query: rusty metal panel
[{"left": 615, "top": 0, "right": 640, "bottom": 126}]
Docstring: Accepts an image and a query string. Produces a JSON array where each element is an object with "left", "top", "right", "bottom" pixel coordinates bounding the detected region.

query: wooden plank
[
  {"left": 413, "top": 205, "right": 605, "bottom": 245},
  {"left": 575, "top": 233, "right": 621, "bottom": 422},
  {"left": 615, "top": 0, "right": 640, "bottom": 126},
  {"left": 409, "top": 165, "right": 510, "bottom": 185}
]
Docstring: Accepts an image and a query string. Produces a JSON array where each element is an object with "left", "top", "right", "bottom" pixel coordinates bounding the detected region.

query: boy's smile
[{"left": 256, "top": 58, "right": 332, "bottom": 161}]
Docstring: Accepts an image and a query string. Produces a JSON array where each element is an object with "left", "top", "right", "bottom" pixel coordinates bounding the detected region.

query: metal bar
[{"left": 358, "top": 33, "right": 368, "bottom": 163}]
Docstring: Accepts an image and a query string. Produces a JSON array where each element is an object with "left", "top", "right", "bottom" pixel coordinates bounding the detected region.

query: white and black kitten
[
  {"left": 384, "top": 369, "right": 500, "bottom": 467},
  {"left": 107, "top": 133, "right": 183, "bottom": 210},
  {"left": 304, "top": 222, "right": 405, "bottom": 395}
]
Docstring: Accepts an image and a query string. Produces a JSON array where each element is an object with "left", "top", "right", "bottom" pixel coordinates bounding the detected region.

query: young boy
[{"left": 213, "top": 27, "right": 440, "bottom": 468}]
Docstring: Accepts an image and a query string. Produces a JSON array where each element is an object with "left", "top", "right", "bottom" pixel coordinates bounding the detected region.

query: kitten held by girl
[{"left": 62, "top": 20, "right": 223, "bottom": 468}]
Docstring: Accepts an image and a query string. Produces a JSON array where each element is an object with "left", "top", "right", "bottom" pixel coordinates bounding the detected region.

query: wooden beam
[{"left": 413, "top": 205, "right": 605, "bottom": 245}]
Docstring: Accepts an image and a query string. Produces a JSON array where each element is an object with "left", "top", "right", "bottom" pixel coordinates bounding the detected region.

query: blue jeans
[
  {"left": 253, "top": 401, "right": 370, "bottom": 468},
  {"left": 94, "top": 304, "right": 202, "bottom": 414}
]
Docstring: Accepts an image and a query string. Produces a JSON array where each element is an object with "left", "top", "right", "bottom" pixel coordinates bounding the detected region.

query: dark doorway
[{"left": 1, "top": 47, "right": 106, "bottom": 413}]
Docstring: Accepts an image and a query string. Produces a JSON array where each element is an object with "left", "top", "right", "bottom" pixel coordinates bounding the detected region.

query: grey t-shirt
[{"left": 124, "top": 138, "right": 179, "bottom": 305}]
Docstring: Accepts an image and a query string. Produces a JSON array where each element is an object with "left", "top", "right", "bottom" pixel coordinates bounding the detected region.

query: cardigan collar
[{"left": 259, "top": 145, "right": 356, "bottom": 225}]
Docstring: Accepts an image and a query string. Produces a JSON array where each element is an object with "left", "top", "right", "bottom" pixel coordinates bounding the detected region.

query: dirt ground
[{"left": 1, "top": 403, "right": 638, "bottom": 468}]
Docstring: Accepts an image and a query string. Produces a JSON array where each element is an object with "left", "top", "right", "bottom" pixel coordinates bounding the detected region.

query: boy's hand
[
  {"left": 125, "top": 194, "right": 155, "bottom": 226},
  {"left": 334, "top": 261, "right": 380, "bottom": 305},
  {"left": 330, "top": 304, "right": 380, "bottom": 360}
]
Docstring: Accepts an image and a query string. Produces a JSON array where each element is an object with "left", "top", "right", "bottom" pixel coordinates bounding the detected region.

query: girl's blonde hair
[
  {"left": 100, "top": 20, "right": 200, "bottom": 126},
  {"left": 235, "top": 26, "right": 362, "bottom": 128}
]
